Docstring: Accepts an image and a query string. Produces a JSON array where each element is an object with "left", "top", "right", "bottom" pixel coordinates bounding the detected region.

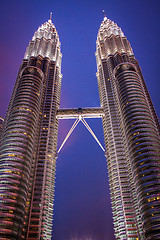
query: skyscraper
[
  {"left": 0, "top": 14, "right": 160, "bottom": 240},
  {"left": 96, "top": 16, "right": 160, "bottom": 239},
  {"left": 0, "top": 17, "right": 62, "bottom": 239}
]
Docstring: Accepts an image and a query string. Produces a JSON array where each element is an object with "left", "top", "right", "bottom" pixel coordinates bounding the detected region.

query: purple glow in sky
[{"left": 0, "top": 1, "right": 160, "bottom": 239}]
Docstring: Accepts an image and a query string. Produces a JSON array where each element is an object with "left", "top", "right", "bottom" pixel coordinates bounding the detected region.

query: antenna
[
  {"left": 103, "top": 10, "right": 106, "bottom": 18},
  {"left": 50, "top": 12, "right": 52, "bottom": 21}
]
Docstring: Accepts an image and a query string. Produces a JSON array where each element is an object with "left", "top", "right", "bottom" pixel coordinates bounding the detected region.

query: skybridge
[{"left": 56, "top": 107, "right": 105, "bottom": 154}]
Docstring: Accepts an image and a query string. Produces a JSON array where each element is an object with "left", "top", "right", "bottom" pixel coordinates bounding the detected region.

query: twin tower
[{"left": 0, "top": 16, "right": 160, "bottom": 240}]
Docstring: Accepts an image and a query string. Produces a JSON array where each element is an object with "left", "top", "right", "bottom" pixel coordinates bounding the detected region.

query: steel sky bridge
[{"left": 56, "top": 107, "right": 105, "bottom": 154}]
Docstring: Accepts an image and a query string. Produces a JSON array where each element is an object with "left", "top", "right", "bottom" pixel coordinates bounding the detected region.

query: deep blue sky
[{"left": 0, "top": 1, "right": 160, "bottom": 239}]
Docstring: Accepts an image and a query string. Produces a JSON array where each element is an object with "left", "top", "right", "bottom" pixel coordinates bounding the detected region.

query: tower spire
[
  {"left": 50, "top": 12, "right": 52, "bottom": 21},
  {"left": 103, "top": 9, "right": 106, "bottom": 18}
]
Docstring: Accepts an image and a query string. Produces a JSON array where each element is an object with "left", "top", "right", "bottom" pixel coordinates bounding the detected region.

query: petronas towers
[{"left": 0, "top": 15, "right": 160, "bottom": 240}]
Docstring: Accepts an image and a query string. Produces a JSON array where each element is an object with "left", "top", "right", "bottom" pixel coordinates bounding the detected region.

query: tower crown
[
  {"left": 32, "top": 19, "right": 57, "bottom": 41},
  {"left": 24, "top": 16, "right": 62, "bottom": 63},
  {"left": 98, "top": 16, "right": 124, "bottom": 39},
  {"left": 96, "top": 16, "right": 133, "bottom": 69}
]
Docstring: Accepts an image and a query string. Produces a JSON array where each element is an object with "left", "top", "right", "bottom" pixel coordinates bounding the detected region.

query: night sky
[{"left": 0, "top": 1, "right": 160, "bottom": 239}]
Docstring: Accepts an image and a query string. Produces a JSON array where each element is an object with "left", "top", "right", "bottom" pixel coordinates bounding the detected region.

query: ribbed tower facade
[
  {"left": 96, "top": 16, "right": 160, "bottom": 239},
  {"left": 0, "top": 18, "right": 62, "bottom": 240}
]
